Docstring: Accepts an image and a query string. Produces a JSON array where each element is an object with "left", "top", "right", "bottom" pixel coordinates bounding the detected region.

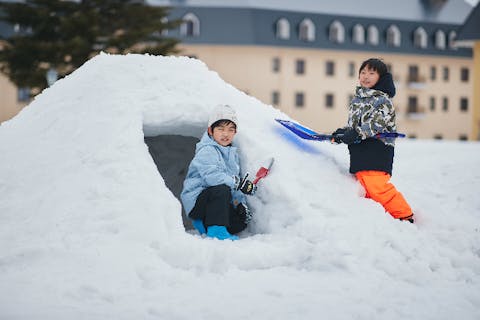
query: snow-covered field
[{"left": 0, "top": 53, "right": 479, "bottom": 319}]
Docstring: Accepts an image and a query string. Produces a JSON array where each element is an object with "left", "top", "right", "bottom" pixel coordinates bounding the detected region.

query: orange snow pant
[{"left": 355, "top": 170, "right": 412, "bottom": 219}]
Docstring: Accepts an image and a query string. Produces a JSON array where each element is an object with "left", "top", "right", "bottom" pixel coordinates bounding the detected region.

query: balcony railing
[
  {"left": 407, "top": 75, "right": 427, "bottom": 89},
  {"left": 406, "top": 105, "right": 426, "bottom": 120}
]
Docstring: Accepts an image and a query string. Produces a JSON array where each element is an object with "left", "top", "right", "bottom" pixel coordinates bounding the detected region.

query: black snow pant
[{"left": 189, "top": 184, "right": 247, "bottom": 234}]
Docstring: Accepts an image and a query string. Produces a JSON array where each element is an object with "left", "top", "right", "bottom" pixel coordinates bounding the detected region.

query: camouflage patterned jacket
[{"left": 348, "top": 86, "right": 396, "bottom": 147}]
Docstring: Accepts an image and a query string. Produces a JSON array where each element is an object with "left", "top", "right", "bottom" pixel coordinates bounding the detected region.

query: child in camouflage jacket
[{"left": 332, "top": 58, "right": 414, "bottom": 223}]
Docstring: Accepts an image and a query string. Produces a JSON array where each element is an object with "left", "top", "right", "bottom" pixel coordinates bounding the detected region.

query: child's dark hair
[
  {"left": 359, "top": 58, "right": 387, "bottom": 77},
  {"left": 210, "top": 120, "right": 237, "bottom": 130}
]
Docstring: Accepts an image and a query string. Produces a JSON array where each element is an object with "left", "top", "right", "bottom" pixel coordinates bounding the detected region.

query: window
[
  {"left": 326, "top": 61, "right": 335, "bottom": 76},
  {"left": 329, "top": 20, "right": 345, "bottom": 43},
  {"left": 348, "top": 62, "right": 355, "bottom": 77},
  {"left": 459, "top": 134, "right": 468, "bottom": 141},
  {"left": 430, "top": 66, "right": 437, "bottom": 81},
  {"left": 460, "top": 98, "right": 468, "bottom": 112},
  {"left": 17, "top": 87, "right": 31, "bottom": 102},
  {"left": 443, "top": 66, "right": 449, "bottom": 81},
  {"left": 326, "top": 94, "right": 334, "bottom": 108},
  {"left": 434, "top": 134, "right": 443, "bottom": 140},
  {"left": 448, "top": 31, "right": 457, "bottom": 49},
  {"left": 295, "top": 92, "right": 305, "bottom": 107},
  {"left": 181, "top": 13, "right": 200, "bottom": 37},
  {"left": 352, "top": 24, "right": 365, "bottom": 44},
  {"left": 442, "top": 97, "right": 449, "bottom": 111},
  {"left": 296, "top": 59, "right": 305, "bottom": 75},
  {"left": 408, "top": 65, "right": 419, "bottom": 82},
  {"left": 429, "top": 96, "right": 436, "bottom": 111},
  {"left": 272, "top": 91, "right": 280, "bottom": 106},
  {"left": 386, "top": 25, "right": 401, "bottom": 47},
  {"left": 407, "top": 96, "right": 418, "bottom": 113},
  {"left": 435, "top": 30, "right": 446, "bottom": 50},
  {"left": 299, "top": 18, "right": 315, "bottom": 42},
  {"left": 461, "top": 68, "right": 469, "bottom": 82},
  {"left": 276, "top": 18, "right": 290, "bottom": 39},
  {"left": 413, "top": 27, "right": 427, "bottom": 49},
  {"left": 367, "top": 25, "right": 379, "bottom": 45},
  {"left": 272, "top": 57, "right": 280, "bottom": 73}
]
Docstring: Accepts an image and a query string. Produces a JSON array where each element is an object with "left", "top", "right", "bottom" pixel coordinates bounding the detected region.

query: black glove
[
  {"left": 331, "top": 128, "right": 346, "bottom": 143},
  {"left": 332, "top": 128, "right": 361, "bottom": 145},
  {"left": 239, "top": 179, "right": 256, "bottom": 195},
  {"left": 235, "top": 174, "right": 257, "bottom": 195},
  {"left": 238, "top": 203, "right": 253, "bottom": 223}
]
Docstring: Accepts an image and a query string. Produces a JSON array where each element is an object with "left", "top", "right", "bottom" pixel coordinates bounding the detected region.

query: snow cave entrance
[{"left": 144, "top": 134, "right": 199, "bottom": 231}]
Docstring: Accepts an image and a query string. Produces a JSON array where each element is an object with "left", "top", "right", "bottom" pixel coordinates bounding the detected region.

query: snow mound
[{"left": 0, "top": 53, "right": 479, "bottom": 319}]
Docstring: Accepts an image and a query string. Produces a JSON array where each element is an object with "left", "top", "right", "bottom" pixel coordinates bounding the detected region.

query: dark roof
[
  {"left": 168, "top": 6, "right": 472, "bottom": 57},
  {"left": 457, "top": 4, "right": 480, "bottom": 41},
  {"left": 151, "top": 0, "right": 473, "bottom": 24}
]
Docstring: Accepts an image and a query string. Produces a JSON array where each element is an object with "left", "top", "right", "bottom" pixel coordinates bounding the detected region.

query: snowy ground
[{"left": 0, "top": 53, "right": 479, "bottom": 319}]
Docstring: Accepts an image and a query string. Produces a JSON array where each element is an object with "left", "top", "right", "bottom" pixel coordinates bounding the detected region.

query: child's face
[
  {"left": 359, "top": 67, "right": 380, "bottom": 88},
  {"left": 209, "top": 122, "right": 237, "bottom": 147}
]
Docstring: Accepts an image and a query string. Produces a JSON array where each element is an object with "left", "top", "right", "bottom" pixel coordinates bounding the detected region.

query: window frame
[
  {"left": 181, "top": 13, "right": 200, "bottom": 37},
  {"left": 367, "top": 25, "right": 379, "bottom": 46},
  {"left": 413, "top": 26, "right": 428, "bottom": 49},
  {"left": 386, "top": 25, "right": 401, "bottom": 47},
  {"left": 352, "top": 24, "right": 365, "bottom": 44},
  {"left": 299, "top": 18, "right": 315, "bottom": 42},
  {"left": 276, "top": 18, "right": 291, "bottom": 40},
  {"left": 329, "top": 20, "right": 345, "bottom": 44}
]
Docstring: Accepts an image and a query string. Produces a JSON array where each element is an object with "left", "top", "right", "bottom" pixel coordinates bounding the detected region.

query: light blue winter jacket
[{"left": 181, "top": 131, "right": 246, "bottom": 216}]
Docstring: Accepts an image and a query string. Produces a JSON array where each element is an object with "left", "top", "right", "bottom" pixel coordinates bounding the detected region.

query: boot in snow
[
  {"left": 191, "top": 219, "right": 206, "bottom": 235},
  {"left": 207, "top": 225, "right": 239, "bottom": 241}
]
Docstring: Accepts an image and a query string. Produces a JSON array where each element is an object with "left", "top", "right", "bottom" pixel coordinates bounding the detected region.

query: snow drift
[{"left": 0, "top": 53, "right": 479, "bottom": 319}]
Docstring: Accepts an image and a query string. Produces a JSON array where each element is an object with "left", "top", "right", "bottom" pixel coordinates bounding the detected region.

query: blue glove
[{"left": 191, "top": 219, "right": 206, "bottom": 235}]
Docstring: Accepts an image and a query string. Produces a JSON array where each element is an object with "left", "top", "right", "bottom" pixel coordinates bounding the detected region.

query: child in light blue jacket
[{"left": 181, "top": 105, "right": 255, "bottom": 240}]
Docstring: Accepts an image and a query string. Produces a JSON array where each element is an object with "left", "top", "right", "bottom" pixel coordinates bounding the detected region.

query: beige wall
[
  {"left": 471, "top": 42, "right": 480, "bottom": 140},
  {"left": 179, "top": 44, "right": 474, "bottom": 140},
  {"left": 0, "top": 74, "right": 28, "bottom": 123}
]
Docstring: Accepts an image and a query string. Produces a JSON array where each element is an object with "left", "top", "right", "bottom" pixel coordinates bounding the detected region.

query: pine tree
[{"left": 0, "top": 0, "right": 181, "bottom": 91}]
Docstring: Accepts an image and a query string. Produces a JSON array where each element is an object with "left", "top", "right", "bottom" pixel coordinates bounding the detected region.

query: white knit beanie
[{"left": 207, "top": 104, "right": 238, "bottom": 128}]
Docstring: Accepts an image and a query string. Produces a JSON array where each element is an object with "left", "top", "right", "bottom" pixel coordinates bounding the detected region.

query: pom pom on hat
[{"left": 208, "top": 104, "right": 238, "bottom": 128}]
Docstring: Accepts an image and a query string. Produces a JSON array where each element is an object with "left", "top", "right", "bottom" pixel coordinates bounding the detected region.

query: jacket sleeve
[
  {"left": 358, "top": 97, "right": 395, "bottom": 139},
  {"left": 194, "top": 146, "right": 236, "bottom": 189}
]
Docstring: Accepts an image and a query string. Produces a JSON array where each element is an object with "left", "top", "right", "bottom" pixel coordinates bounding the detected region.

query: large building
[
  {"left": 159, "top": 0, "right": 476, "bottom": 140},
  {"left": 1, "top": 0, "right": 478, "bottom": 140},
  {"left": 457, "top": 3, "right": 480, "bottom": 139}
]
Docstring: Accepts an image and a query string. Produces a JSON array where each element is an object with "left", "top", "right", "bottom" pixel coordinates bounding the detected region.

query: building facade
[
  {"left": 457, "top": 3, "right": 480, "bottom": 140},
  {"left": 164, "top": 0, "right": 475, "bottom": 140}
]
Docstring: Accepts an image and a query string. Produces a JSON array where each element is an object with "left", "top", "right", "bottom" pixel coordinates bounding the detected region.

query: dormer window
[
  {"left": 352, "top": 24, "right": 365, "bottom": 44},
  {"left": 435, "top": 30, "right": 446, "bottom": 50},
  {"left": 276, "top": 18, "right": 290, "bottom": 40},
  {"left": 413, "top": 27, "right": 427, "bottom": 49},
  {"left": 386, "top": 25, "right": 401, "bottom": 47},
  {"left": 181, "top": 13, "right": 200, "bottom": 37},
  {"left": 329, "top": 20, "right": 345, "bottom": 43},
  {"left": 367, "top": 25, "right": 379, "bottom": 45},
  {"left": 299, "top": 18, "right": 315, "bottom": 42},
  {"left": 448, "top": 31, "right": 457, "bottom": 49}
]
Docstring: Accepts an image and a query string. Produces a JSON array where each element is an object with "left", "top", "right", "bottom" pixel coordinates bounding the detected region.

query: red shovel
[{"left": 252, "top": 157, "right": 275, "bottom": 184}]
